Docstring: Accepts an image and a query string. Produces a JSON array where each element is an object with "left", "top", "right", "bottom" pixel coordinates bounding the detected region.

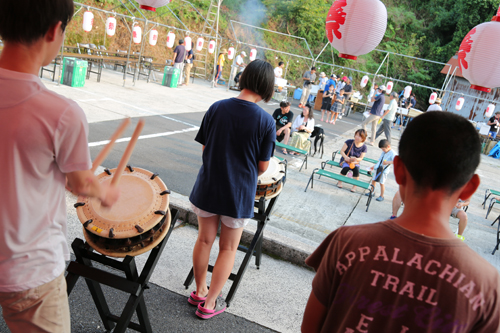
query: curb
[{"left": 168, "top": 193, "right": 313, "bottom": 269}]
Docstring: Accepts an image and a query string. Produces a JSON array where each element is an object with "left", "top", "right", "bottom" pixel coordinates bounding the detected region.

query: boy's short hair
[
  {"left": 278, "top": 61, "right": 284, "bottom": 67},
  {"left": 279, "top": 101, "right": 290, "bottom": 108},
  {"left": 378, "top": 139, "right": 390, "bottom": 148},
  {"left": 355, "top": 129, "right": 367, "bottom": 142},
  {"left": 239, "top": 60, "right": 275, "bottom": 103},
  {"left": 0, "top": 0, "right": 74, "bottom": 45},
  {"left": 399, "top": 112, "right": 480, "bottom": 193}
]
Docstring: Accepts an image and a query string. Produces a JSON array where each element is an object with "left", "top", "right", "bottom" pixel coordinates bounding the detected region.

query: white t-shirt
[
  {"left": 274, "top": 67, "right": 283, "bottom": 78},
  {"left": 319, "top": 77, "right": 328, "bottom": 90},
  {"left": 427, "top": 104, "right": 442, "bottom": 112},
  {"left": 292, "top": 114, "right": 315, "bottom": 134},
  {"left": 236, "top": 55, "right": 244, "bottom": 66},
  {"left": 0, "top": 68, "right": 91, "bottom": 292}
]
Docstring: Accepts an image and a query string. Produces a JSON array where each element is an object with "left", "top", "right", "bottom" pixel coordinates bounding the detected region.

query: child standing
[
  {"left": 320, "top": 85, "right": 335, "bottom": 122},
  {"left": 367, "top": 139, "right": 396, "bottom": 201},
  {"left": 189, "top": 60, "right": 276, "bottom": 319},
  {"left": 330, "top": 89, "right": 345, "bottom": 124}
]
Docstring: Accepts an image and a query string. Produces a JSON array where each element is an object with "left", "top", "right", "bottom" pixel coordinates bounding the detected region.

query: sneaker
[
  {"left": 390, "top": 215, "right": 396, "bottom": 220},
  {"left": 456, "top": 234, "right": 465, "bottom": 241},
  {"left": 339, "top": 115, "right": 343, "bottom": 119},
  {"left": 188, "top": 291, "right": 206, "bottom": 306},
  {"left": 196, "top": 296, "right": 227, "bottom": 319},
  {"left": 376, "top": 196, "right": 384, "bottom": 202}
]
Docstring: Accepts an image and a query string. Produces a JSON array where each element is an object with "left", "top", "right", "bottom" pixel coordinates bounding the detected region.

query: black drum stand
[{"left": 66, "top": 209, "right": 179, "bottom": 333}]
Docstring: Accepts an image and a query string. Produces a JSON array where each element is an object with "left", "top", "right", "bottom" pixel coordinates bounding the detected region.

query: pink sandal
[
  {"left": 196, "top": 296, "right": 227, "bottom": 319},
  {"left": 188, "top": 291, "right": 206, "bottom": 306}
]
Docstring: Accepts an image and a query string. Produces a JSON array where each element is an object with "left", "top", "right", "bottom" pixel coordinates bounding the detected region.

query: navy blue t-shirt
[
  {"left": 189, "top": 98, "right": 276, "bottom": 219},
  {"left": 370, "top": 94, "right": 386, "bottom": 116}
]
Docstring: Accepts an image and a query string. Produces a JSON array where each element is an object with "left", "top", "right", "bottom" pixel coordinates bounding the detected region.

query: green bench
[
  {"left": 304, "top": 168, "right": 375, "bottom": 212},
  {"left": 321, "top": 160, "right": 372, "bottom": 178},
  {"left": 484, "top": 189, "right": 500, "bottom": 220},
  {"left": 332, "top": 150, "right": 378, "bottom": 164},
  {"left": 276, "top": 141, "right": 308, "bottom": 172}
]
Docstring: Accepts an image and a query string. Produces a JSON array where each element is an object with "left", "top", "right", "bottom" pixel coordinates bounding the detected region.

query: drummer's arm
[
  {"left": 66, "top": 170, "right": 120, "bottom": 207},
  {"left": 258, "top": 161, "right": 269, "bottom": 176}
]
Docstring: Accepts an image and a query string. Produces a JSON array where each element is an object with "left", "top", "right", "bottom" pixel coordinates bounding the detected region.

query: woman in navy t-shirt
[
  {"left": 337, "top": 129, "right": 368, "bottom": 192},
  {"left": 188, "top": 60, "right": 276, "bottom": 319}
]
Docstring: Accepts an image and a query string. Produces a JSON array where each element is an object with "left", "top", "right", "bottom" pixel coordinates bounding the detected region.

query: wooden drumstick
[
  {"left": 111, "top": 119, "right": 145, "bottom": 186},
  {"left": 91, "top": 118, "right": 131, "bottom": 173}
]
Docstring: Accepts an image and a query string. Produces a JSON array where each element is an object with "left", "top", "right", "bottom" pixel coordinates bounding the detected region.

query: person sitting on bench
[
  {"left": 272, "top": 101, "right": 294, "bottom": 154},
  {"left": 288, "top": 104, "right": 315, "bottom": 155},
  {"left": 336, "top": 129, "right": 368, "bottom": 192},
  {"left": 452, "top": 198, "right": 470, "bottom": 241}
]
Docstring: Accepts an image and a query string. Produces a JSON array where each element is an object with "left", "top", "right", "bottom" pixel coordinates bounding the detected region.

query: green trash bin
[
  {"left": 60, "top": 57, "right": 87, "bottom": 87},
  {"left": 162, "top": 66, "right": 180, "bottom": 88}
]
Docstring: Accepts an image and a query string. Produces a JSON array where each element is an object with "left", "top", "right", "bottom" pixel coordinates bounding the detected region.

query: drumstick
[
  {"left": 91, "top": 118, "right": 131, "bottom": 173},
  {"left": 111, "top": 119, "right": 145, "bottom": 186}
]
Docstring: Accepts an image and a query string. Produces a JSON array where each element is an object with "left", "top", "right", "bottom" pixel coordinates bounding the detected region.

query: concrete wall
[{"left": 441, "top": 77, "right": 499, "bottom": 122}]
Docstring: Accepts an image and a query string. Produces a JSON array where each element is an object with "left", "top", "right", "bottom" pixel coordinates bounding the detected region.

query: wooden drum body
[
  {"left": 75, "top": 167, "right": 171, "bottom": 257},
  {"left": 255, "top": 157, "right": 286, "bottom": 200}
]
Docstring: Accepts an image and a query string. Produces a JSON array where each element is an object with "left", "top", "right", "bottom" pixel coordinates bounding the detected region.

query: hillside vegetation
[{"left": 69, "top": 0, "right": 499, "bottom": 108}]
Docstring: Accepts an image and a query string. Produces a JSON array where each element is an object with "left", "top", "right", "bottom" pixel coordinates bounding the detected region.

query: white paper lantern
[
  {"left": 486, "top": 104, "right": 496, "bottom": 117},
  {"left": 208, "top": 40, "right": 216, "bottom": 54},
  {"left": 404, "top": 86, "right": 412, "bottom": 99},
  {"left": 149, "top": 29, "right": 158, "bottom": 46},
  {"left": 458, "top": 7, "right": 500, "bottom": 93},
  {"left": 249, "top": 48, "right": 257, "bottom": 61},
  {"left": 429, "top": 92, "right": 438, "bottom": 105},
  {"left": 105, "top": 17, "right": 116, "bottom": 37},
  {"left": 456, "top": 97, "right": 465, "bottom": 111},
  {"left": 83, "top": 11, "right": 94, "bottom": 32},
  {"left": 326, "top": 0, "right": 387, "bottom": 60},
  {"left": 196, "top": 37, "right": 204, "bottom": 51},
  {"left": 166, "top": 31, "right": 175, "bottom": 48},
  {"left": 133, "top": 25, "right": 142, "bottom": 44},
  {"left": 136, "top": 0, "right": 172, "bottom": 11},
  {"left": 227, "top": 47, "right": 235, "bottom": 60},
  {"left": 184, "top": 36, "right": 192, "bottom": 51},
  {"left": 360, "top": 75, "right": 369, "bottom": 88},
  {"left": 385, "top": 81, "right": 394, "bottom": 94}
]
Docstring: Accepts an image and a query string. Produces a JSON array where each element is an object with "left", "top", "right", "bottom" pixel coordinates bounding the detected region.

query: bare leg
[
  {"left": 392, "top": 190, "right": 402, "bottom": 217},
  {"left": 204, "top": 223, "right": 244, "bottom": 309},
  {"left": 351, "top": 176, "right": 359, "bottom": 192},
  {"left": 283, "top": 127, "right": 291, "bottom": 145},
  {"left": 380, "top": 183, "right": 385, "bottom": 198},
  {"left": 334, "top": 112, "right": 339, "bottom": 123},
  {"left": 457, "top": 211, "right": 468, "bottom": 236},
  {"left": 193, "top": 215, "right": 220, "bottom": 299},
  {"left": 321, "top": 109, "right": 325, "bottom": 121}
]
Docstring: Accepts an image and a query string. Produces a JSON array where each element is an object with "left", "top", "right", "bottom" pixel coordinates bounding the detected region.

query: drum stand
[
  {"left": 66, "top": 209, "right": 179, "bottom": 333},
  {"left": 183, "top": 195, "right": 281, "bottom": 307}
]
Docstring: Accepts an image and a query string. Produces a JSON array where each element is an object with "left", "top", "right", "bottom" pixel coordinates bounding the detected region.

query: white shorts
[{"left": 191, "top": 203, "right": 250, "bottom": 229}]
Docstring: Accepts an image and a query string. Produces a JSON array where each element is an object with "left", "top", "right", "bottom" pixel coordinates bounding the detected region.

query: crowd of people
[{"left": 1, "top": 1, "right": 499, "bottom": 332}]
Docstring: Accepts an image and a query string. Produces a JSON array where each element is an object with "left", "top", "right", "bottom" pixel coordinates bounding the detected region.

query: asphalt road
[{"left": 88, "top": 100, "right": 364, "bottom": 196}]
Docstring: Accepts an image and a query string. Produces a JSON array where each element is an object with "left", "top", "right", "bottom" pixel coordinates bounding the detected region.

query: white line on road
[{"left": 88, "top": 127, "right": 199, "bottom": 147}]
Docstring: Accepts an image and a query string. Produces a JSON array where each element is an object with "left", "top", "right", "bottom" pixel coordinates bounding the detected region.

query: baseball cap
[
  {"left": 348, "top": 76, "right": 353, "bottom": 81},
  {"left": 331, "top": 74, "right": 337, "bottom": 78},
  {"left": 342, "top": 76, "right": 348, "bottom": 81},
  {"left": 320, "top": 72, "right": 326, "bottom": 77},
  {"left": 379, "top": 85, "right": 386, "bottom": 91},
  {"left": 241, "top": 51, "right": 247, "bottom": 57}
]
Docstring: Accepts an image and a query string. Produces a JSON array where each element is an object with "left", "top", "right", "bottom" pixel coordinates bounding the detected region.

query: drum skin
[
  {"left": 255, "top": 157, "right": 286, "bottom": 200},
  {"left": 75, "top": 167, "right": 170, "bottom": 257}
]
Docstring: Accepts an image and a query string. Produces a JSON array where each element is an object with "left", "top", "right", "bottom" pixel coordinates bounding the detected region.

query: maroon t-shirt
[{"left": 306, "top": 221, "right": 500, "bottom": 333}]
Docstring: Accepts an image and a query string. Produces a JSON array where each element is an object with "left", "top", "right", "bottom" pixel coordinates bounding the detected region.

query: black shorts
[
  {"left": 341, "top": 165, "right": 360, "bottom": 178},
  {"left": 321, "top": 98, "right": 332, "bottom": 110}
]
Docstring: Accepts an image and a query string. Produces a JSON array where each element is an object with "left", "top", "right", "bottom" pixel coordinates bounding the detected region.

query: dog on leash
[{"left": 310, "top": 126, "right": 324, "bottom": 158}]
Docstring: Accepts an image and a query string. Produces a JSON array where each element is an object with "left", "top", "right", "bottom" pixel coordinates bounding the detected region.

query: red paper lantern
[
  {"left": 136, "top": 0, "right": 172, "bottom": 11},
  {"left": 360, "top": 75, "right": 369, "bottom": 88},
  {"left": 228, "top": 47, "right": 235, "bottom": 60},
  {"left": 429, "top": 92, "right": 438, "bottom": 105},
  {"left": 385, "top": 81, "right": 393, "bottom": 94},
  {"left": 456, "top": 97, "right": 465, "bottom": 111},
  {"left": 83, "top": 11, "right": 94, "bottom": 32},
  {"left": 105, "top": 17, "right": 116, "bottom": 37},
  {"left": 457, "top": 5, "right": 500, "bottom": 93},
  {"left": 326, "top": 0, "right": 387, "bottom": 60},
  {"left": 196, "top": 38, "right": 204, "bottom": 51},
  {"left": 486, "top": 104, "right": 496, "bottom": 117}
]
